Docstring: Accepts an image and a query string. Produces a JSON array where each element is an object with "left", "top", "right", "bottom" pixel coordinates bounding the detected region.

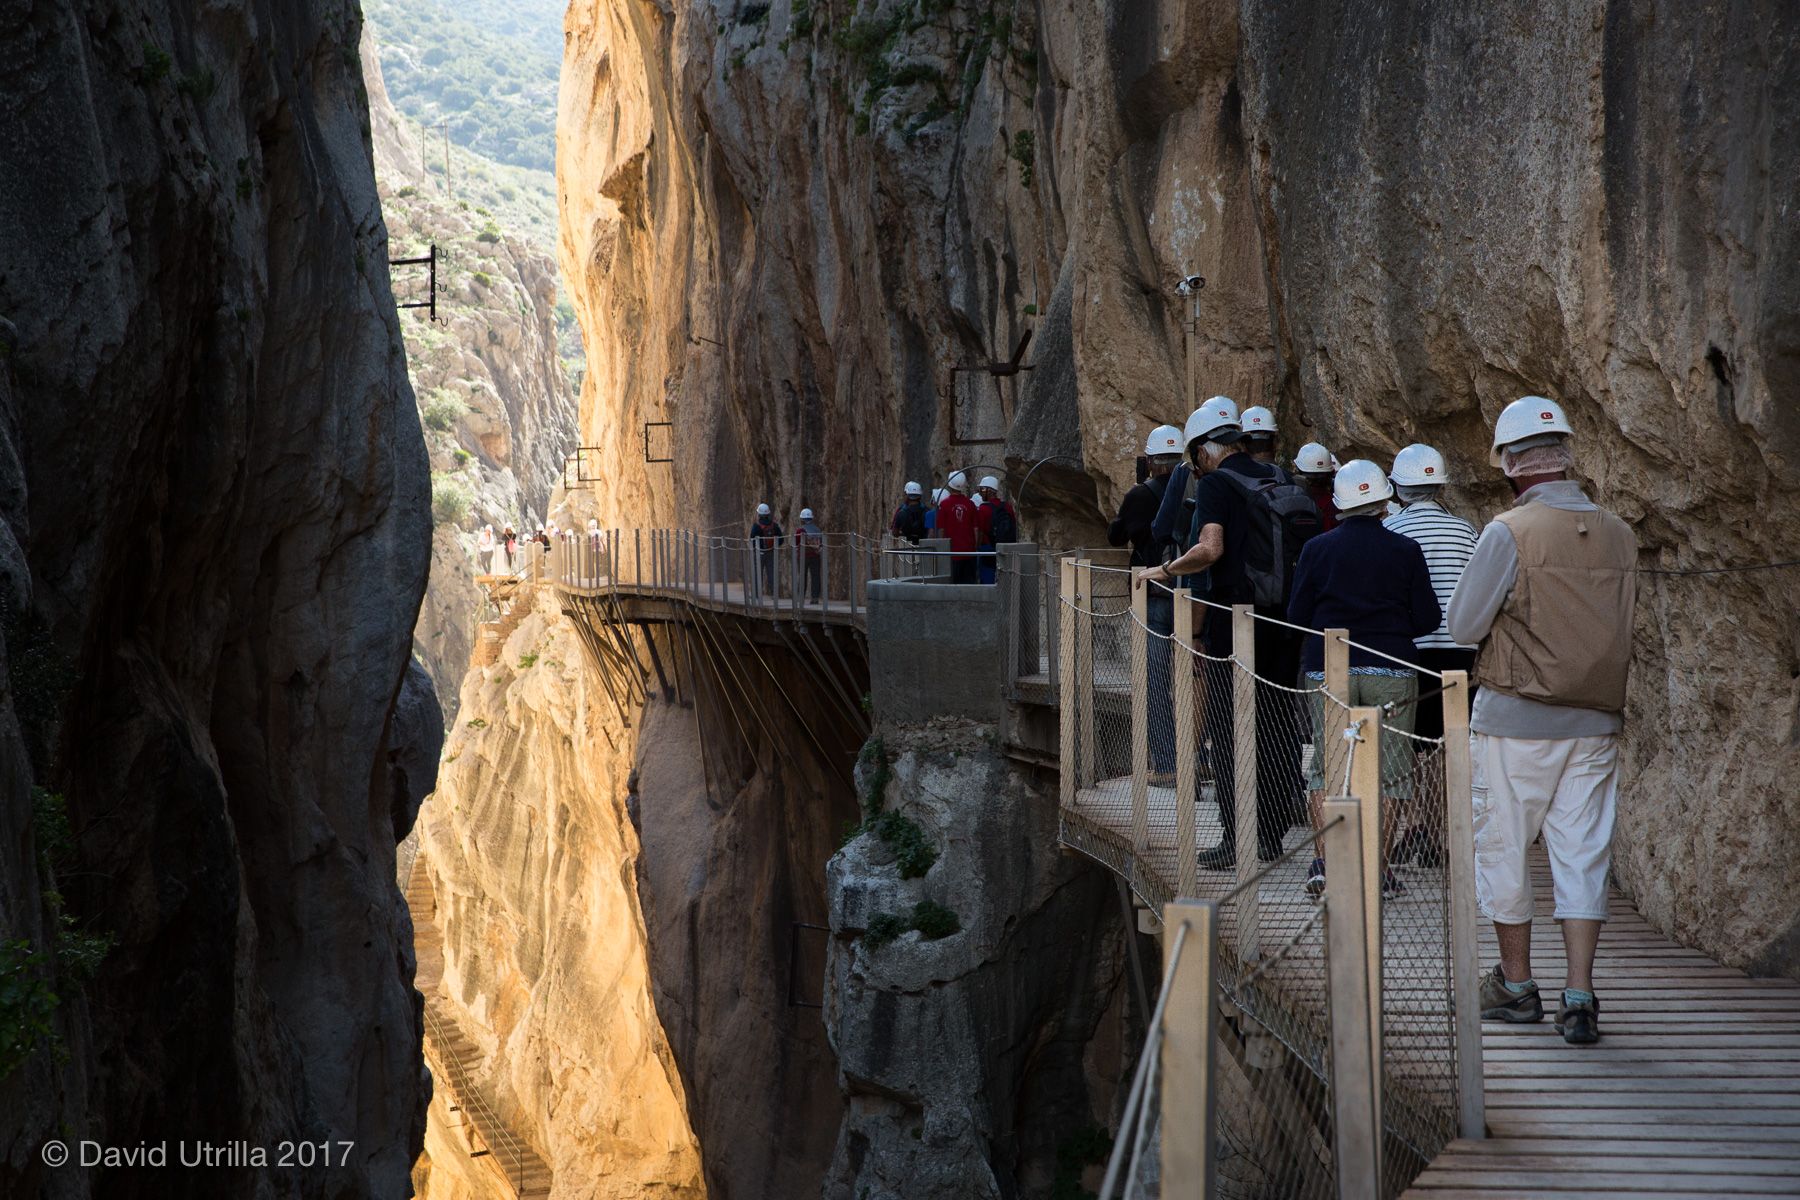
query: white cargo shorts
[{"left": 1471, "top": 732, "right": 1620, "bottom": 924}]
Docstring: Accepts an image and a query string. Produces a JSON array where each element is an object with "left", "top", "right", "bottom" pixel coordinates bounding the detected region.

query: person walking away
[
  {"left": 1448, "top": 396, "right": 1635, "bottom": 1046},
  {"left": 936, "top": 473, "right": 982, "bottom": 584},
  {"left": 497, "top": 526, "right": 518, "bottom": 575},
  {"left": 1383, "top": 443, "right": 1480, "bottom": 866},
  {"left": 797, "top": 507, "right": 824, "bottom": 601},
  {"left": 750, "top": 503, "right": 783, "bottom": 599},
  {"left": 1138, "top": 396, "right": 1322, "bottom": 865},
  {"left": 891, "top": 482, "right": 928, "bottom": 544},
  {"left": 1240, "top": 406, "right": 1282, "bottom": 469},
  {"left": 1293, "top": 444, "right": 1341, "bottom": 532},
  {"left": 1287, "top": 460, "right": 1441, "bottom": 897},
  {"left": 1111, "top": 424, "right": 1184, "bottom": 785},
  {"left": 976, "top": 475, "right": 1017, "bottom": 585}
]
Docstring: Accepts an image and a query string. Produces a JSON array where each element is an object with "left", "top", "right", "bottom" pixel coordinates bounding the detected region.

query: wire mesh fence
[{"left": 1057, "top": 556, "right": 1480, "bottom": 1199}]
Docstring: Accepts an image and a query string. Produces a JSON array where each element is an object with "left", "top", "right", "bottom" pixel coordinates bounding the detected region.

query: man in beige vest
[{"left": 1447, "top": 396, "right": 1636, "bottom": 1046}]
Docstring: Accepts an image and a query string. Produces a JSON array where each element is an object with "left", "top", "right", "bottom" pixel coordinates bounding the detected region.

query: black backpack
[
  {"left": 987, "top": 502, "right": 1018, "bottom": 545},
  {"left": 1215, "top": 469, "right": 1323, "bottom": 607},
  {"left": 895, "top": 503, "right": 927, "bottom": 543}
]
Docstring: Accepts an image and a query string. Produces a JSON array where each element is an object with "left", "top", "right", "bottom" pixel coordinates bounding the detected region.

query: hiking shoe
[
  {"left": 1381, "top": 868, "right": 1407, "bottom": 897},
  {"left": 1478, "top": 964, "right": 1544, "bottom": 1023},
  {"left": 1389, "top": 828, "right": 1421, "bottom": 866},
  {"left": 1304, "top": 858, "right": 1326, "bottom": 897},
  {"left": 1197, "top": 843, "right": 1236, "bottom": 871},
  {"left": 1556, "top": 994, "right": 1602, "bottom": 1045}
]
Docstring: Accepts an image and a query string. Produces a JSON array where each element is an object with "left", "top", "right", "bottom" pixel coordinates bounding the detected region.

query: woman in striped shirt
[{"left": 1383, "top": 444, "right": 1479, "bottom": 866}]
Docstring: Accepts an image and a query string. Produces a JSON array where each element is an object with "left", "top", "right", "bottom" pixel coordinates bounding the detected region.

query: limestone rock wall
[
  {"left": 0, "top": 3, "right": 434, "bottom": 1194},
  {"left": 419, "top": 608, "right": 706, "bottom": 1198},
  {"left": 364, "top": 28, "right": 579, "bottom": 708},
  {"left": 826, "top": 721, "right": 1127, "bottom": 1197}
]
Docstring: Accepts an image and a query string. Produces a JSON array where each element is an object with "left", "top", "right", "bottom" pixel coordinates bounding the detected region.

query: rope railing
[{"left": 1054, "top": 554, "right": 1485, "bottom": 1200}]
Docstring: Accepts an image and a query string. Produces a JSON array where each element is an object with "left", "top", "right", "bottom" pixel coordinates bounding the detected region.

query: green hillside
[{"left": 364, "top": 0, "right": 566, "bottom": 175}]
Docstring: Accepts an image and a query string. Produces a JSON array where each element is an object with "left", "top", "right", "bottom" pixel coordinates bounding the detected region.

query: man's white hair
[{"left": 1338, "top": 499, "right": 1389, "bottom": 520}]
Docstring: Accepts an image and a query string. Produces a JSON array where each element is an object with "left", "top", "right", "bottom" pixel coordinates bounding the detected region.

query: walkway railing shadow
[{"left": 1057, "top": 558, "right": 1484, "bottom": 1200}]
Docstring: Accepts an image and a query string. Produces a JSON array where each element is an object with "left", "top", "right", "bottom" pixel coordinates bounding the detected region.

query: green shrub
[
  {"left": 517, "top": 652, "right": 538, "bottom": 669},
  {"left": 0, "top": 940, "right": 57, "bottom": 1079},
  {"left": 421, "top": 391, "right": 466, "bottom": 433},
  {"left": 476, "top": 221, "right": 502, "bottom": 244},
  {"left": 176, "top": 68, "right": 216, "bottom": 102},
  {"left": 910, "top": 899, "right": 959, "bottom": 940},
  {"left": 471, "top": 270, "right": 493, "bottom": 288},
  {"left": 465, "top": 717, "right": 488, "bottom": 730},
  {"left": 397, "top": 184, "right": 419, "bottom": 198},
  {"left": 1010, "top": 129, "right": 1036, "bottom": 188},
  {"left": 1051, "top": 1126, "right": 1113, "bottom": 1199},
  {"left": 872, "top": 810, "right": 936, "bottom": 878},
  {"left": 451, "top": 448, "right": 473, "bottom": 467},
  {"left": 863, "top": 912, "right": 908, "bottom": 947},
  {"left": 139, "top": 43, "right": 172, "bottom": 84},
  {"left": 431, "top": 473, "right": 474, "bottom": 525},
  {"left": 1, "top": 594, "right": 77, "bottom": 777},
  {"left": 859, "top": 736, "right": 891, "bottom": 817}
]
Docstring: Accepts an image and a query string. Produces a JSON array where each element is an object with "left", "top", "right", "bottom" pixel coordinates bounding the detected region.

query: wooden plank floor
[
  {"left": 1401, "top": 853, "right": 1800, "bottom": 1197},
  {"left": 1062, "top": 780, "right": 1800, "bottom": 1198}
]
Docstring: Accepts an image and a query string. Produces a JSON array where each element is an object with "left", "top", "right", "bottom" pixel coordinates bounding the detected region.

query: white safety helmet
[
  {"left": 972, "top": 493, "right": 985, "bottom": 507},
  {"left": 932, "top": 487, "right": 948, "bottom": 505},
  {"left": 978, "top": 475, "right": 1000, "bottom": 493},
  {"left": 1144, "top": 424, "right": 1184, "bottom": 457},
  {"left": 756, "top": 503, "right": 771, "bottom": 516},
  {"left": 1390, "top": 443, "right": 1448, "bottom": 487},
  {"left": 1293, "top": 442, "right": 1336, "bottom": 476},
  {"left": 1331, "top": 459, "right": 1397, "bottom": 512},
  {"left": 1240, "top": 406, "right": 1276, "bottom": 438},
  {"left": 904, "top": 480, "right": 923, "bottom": 497},
  {"left": 800, "top": 507, "right": 814, "bottom": 521},
  {"left": 1182, "top": 395, "right": 1241, "bottom": 446},
  {"left": 947, "top": 470, "right": 969, "bottom": 493},
  {"left": 1490, "top": 396, "right": 1572, "bottom": 466}
]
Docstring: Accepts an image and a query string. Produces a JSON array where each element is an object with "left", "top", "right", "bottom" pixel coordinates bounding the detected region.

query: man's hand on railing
[{"left": 1133, "top": 563, "right": 1173, "bottom": 591}]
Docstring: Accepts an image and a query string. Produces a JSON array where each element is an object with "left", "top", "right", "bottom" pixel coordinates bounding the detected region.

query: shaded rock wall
[
  {"left": 0, "top": 2, "right": 433, "bottom": 1194},
  {"left": 560, "top": 0, "right": 1799, "bottom": 975},
  {"left": 826, "top": 721, "right": 1126, "bottom": 1198}
]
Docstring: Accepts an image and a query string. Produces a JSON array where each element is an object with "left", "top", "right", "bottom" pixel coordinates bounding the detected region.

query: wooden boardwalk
[
  {"left": 1402, "top": 853, "right": 1800, "bottom": 1199},
  {"left": 1062, "top": 771, "right": 1800, "bottom": 1198}
]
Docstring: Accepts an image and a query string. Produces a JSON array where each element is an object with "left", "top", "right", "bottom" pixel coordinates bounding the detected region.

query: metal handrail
[{"left": 420, "top": 999, "right": 536, "bottom": 1197}]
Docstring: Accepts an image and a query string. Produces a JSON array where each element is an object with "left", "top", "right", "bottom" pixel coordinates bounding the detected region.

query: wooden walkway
[
  {"left": 1062, "top": 771, "right": 1800, "bottom": 1198},
  {"left": 1402, "top": 852, "right": 1800, "bottom": 1199}
]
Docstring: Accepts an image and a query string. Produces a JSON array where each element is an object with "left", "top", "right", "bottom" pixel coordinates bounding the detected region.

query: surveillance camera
[{"left": 1176, "top": 274, "right": 1206, "bottom": 295}]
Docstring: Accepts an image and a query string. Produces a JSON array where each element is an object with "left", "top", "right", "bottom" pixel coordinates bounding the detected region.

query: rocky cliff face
[
  {"left": 364, "top": 30, "right": 578, "bottom": 708},
  {"left": 415, "top": 609, "right": 707, "bottom": 1198},
  {"left": 559, "top": 0, "right": 1798, "bottom": 983},
  {"left": 0, "top": 4, "right": 435, "bottom": 1195}
]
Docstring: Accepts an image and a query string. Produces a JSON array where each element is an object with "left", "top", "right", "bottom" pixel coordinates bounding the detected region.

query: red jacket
[{"left": 935, "top": 492, "right": 981, "bottom": 557}]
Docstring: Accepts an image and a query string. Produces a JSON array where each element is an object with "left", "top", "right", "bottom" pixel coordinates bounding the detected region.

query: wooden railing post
[
  {"left": 1442, "top": 669, "right": 1485, "bottom": 1139},
  {"left": 1323, "top": 629, "right": 1351, "bottom": 795},
  {"left": 1349, "top": 705, "right": 1386, "bottom": 1097},
  {"left": 1059, "top": 558, "right": 1077, "bottom": 814},
  {"left": 1232, "top": 603, "right": 1260, "bottom": 958},
  {"left": 1323, "top": 799, "right": 1382, "bottom": 1198},
  {"left": 1131, "top": 579, "right": 1150, "bottom": 858},
  {"left": 1076, "top": 560, "right": 1096, "bottom": 788},
  {"left": 1160, "top": 898, "right": 1218, "bottom": 1200},
  {"left": 1173, "top": 590, "right": 1198, "bottom": 899},
  {"left": 634, "top": 528, "right": 642, "bottom": 589}
]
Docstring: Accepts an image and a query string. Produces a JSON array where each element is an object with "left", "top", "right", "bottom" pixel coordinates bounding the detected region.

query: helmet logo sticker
[
  {"left": 1541, "top": 412, "right": 1554, "bottom": 420},
  {"left": 1358, "top": 482, "right": 1370, "bottom": 492}
]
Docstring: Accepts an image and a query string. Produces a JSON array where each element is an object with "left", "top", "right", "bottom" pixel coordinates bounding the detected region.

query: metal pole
[
  {"left": 1349, "top": 705, "right": 1386, "bottom": 1097},
  {"left": 1173, "top": 590, "right": 1198, "bottom": 899},
  {"left": 1059, "top": 557, "right": 1077, "bottom": 814},
  {"left": 1131, "top": 581, "right": 1150, "bottom": 858},
  {"left": 1077, "top": 560, "right": 1096, "bottom": 788}
]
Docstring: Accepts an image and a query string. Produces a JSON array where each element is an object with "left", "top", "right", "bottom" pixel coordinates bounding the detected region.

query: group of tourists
[
  {"left": 887, "top": 472, "right": 1018, "bottom": 584},
  {"left": 1125, "top": 394, "right": 1634, "bottom": 1047},
  {"left": 477, "top": 519, "right": 606, "bottom": 577}
]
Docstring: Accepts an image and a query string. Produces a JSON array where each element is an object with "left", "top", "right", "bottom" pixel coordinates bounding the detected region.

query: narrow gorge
[{"left": 1, "top": 1, "right": 1795, "bottom": 1198}]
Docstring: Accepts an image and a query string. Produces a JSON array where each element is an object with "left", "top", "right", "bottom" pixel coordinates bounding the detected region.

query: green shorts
[{"left": 1306, "top": 671, "right": 1419, "bottom": 799}]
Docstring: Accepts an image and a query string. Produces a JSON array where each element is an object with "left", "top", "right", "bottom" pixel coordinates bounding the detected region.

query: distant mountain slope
[{"left": 364, "top": 0, "right": 565, "bottom": 175}]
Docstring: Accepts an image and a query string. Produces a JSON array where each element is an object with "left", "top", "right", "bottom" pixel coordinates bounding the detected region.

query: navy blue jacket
[{"left": 1287, "top": 516, "right": 1441, "bottom": 673}]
